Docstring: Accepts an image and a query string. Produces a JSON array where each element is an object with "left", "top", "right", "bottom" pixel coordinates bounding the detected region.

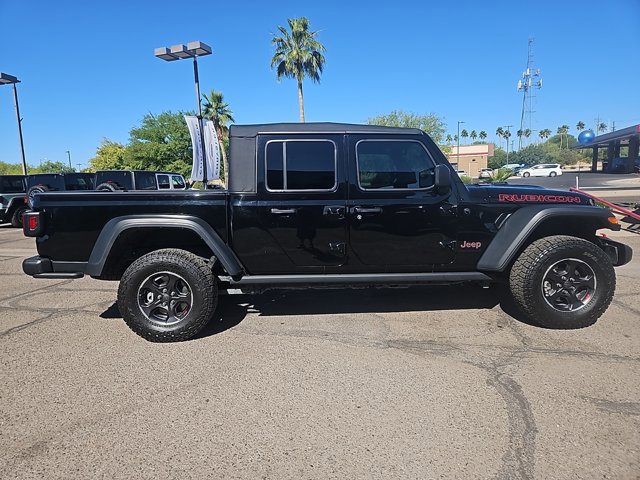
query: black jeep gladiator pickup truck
[{"left": 22, "top": 123, "right": 632, "bottom": 341}]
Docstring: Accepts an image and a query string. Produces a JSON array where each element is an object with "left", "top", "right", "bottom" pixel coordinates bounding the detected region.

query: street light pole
[
  {"left": 154, "top": 41, "right": 212, "bottom": 187},
  {"left": 457, "top": 120, "right": 465, "bottom": 171},
  {"left": 0, "top": 73, "right": 28, "bottom": 175}
]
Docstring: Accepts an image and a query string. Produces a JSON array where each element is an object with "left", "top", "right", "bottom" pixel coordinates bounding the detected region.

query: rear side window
[
  {"left": 0, "top": 177, "right": 25, "bottom": 193},
  {"left": 136, "top": 172, "right": 157, "bottom": 190},
  {"left": 265, "top": 140, "right": 336, "bottom": 191},
  {"left": 356, "top": 140, "right": 435, "bottom": 190},
  {"left": 157, "top": 175, "right": 170, "bottom": 189}
]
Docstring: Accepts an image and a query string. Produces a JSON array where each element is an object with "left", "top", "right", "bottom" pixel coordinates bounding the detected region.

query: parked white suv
[
  {"left": 517, "top": 164, "right": 563, "bottom": 177},
  {"left": 478, "top": 168, "right": 493, "bottom": 178}
]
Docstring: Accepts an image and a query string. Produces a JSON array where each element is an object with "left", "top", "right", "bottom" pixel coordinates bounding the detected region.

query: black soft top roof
[{"left": 230, "top": 122, "right": 423, "bottom": 138}]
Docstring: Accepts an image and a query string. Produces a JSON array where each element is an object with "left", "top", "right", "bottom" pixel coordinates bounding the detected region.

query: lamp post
[
  {"left": 66, "top": 150, "right": 72, "bottom": 170},
  {"left": 0, "top": 73, "right": 28, "bottom": 175},
  {"left": 154, "top": 41, "right": 212, "bottom": 185},
  {"left": 457, "top": 121, "right": 465, "bottom": 171}
]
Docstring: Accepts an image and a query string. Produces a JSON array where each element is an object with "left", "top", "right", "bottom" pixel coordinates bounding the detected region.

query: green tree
[
  {"left": 488, "top": 147, "right": 507, "bottom": 169},
  {"left": 34, "top": 160, "right": 75, "bottom": 173},
  {"left": 598, "top": 122, "right": 608, "bottom": 133},
  {"left": 576, "top": 121, "right": 585, "bottom": 131},
  {"left": 0, "top": 161, "right": 24, "bottom": 174},
  {"left": 271, "top": 17, "right": 326, "bottom": 123},
  {"left": 366, "top": 111, "right": 447, "bottom": 144},
  {"left": 446, "top": 134, "right": 453, "bottom": 144},
  {"left": 88, "top": 140, "right": 127, "bottom": 171},
  {"left": 470, "top": 130, "right": 477, "bottom": 142},
  {"left": 202, "top": 89, "right": 235, "bottom": 186},
  {"left": 460, "top": 129, "right": 469, "bottom": 143},
  {"left": 88, "top": 111, "right": 193, "bottom": 177},
  {"left": 479, "top": 131, "right": 487, "bottom": 141}
]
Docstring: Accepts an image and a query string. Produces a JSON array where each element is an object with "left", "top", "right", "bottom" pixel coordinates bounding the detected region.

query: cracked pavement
[{"left": 0, "top": 224, "right": 638, "bottom": 479}]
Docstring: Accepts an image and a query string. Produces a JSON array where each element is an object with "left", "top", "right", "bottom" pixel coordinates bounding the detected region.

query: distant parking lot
[{"left": 1, "top": 224, "right": 639, "bottom": 478}]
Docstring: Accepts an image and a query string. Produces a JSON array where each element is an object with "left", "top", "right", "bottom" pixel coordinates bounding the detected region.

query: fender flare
[
  {"left": 477, "top": 205, "right": 618, "bottom": 272},
  {"left": 85, "top": 215, "right": 244, "bottom": 278}
]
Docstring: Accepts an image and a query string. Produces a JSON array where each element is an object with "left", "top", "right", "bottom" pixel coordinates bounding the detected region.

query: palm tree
[
  {"left": 576, "top": 121, "right": 585, "bottom": 131},
  {"left": 516, "top": 129, "right": 523, "bottom": 149},
  {"left": 453, "top": 134, "right": 459, "bottom": 143},
  {"left": 271, "top": 17, "right": 326, "bottom": 122},
  {"left": 202, "top": 89, "right": 235, "bottom": 186},
  {"left": 479, "top": 131, "right": 487, "bottom": 141},
  {"left": 598, "top": 122, "right": 608, "bottom": 133},
  {"left": 524, "top": 128, "right": 531, "bottom": 140},
  {"left": 446, "top": 134, "right": 453, "bottom": 144},
  {"left": 470, "top": 130, "right": 477, "bottom": 143},
  {"left": 557, "top": 125, "right": 569, "bottom": 149},
  {"left": 539, "top": 128, "right": 552, "bottom": 141},
  {"left": 461, "top": 129, "right": 469, "bottom": 143},
  {"left": 496, "top": 127, "right": 504, "bottom": 142}
]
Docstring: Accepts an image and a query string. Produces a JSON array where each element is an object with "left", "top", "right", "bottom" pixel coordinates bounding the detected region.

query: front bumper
[
  {"left": 23, "top": 256, "right": 85, "bottom": 279},
  {"left": 599, "top": 238, "right": 633, "bottom": 267}
]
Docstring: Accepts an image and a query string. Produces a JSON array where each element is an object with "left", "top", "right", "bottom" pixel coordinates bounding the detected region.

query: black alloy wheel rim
[
  {"left": 541, "top": 258, "right": 596, "bottom": 312},
  {"left": 137, "top": 271, "right": 193, "bottom": 326}
]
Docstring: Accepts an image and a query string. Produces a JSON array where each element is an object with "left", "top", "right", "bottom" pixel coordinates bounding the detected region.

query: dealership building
[{"left": 447, "top": 143, "right": 494, "bottom": 177}]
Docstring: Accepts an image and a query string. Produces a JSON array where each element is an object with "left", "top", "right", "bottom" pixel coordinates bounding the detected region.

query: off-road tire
[
  {"left": 96, "top": 182, "right": 118, "bottom": 192},
  {"left": 117, "top": 249, "right": 217, "bottom": 342},
  {"left": 27, "top": 185, "right": 48, "bottom": 205},
  {"left": 10, "top": 205, "right": 28, "bottom": 228},
  {"left": 509, "top": 235, "right": 615, "bottom": 329}
]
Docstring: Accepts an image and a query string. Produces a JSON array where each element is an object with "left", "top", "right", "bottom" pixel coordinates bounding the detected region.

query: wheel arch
[
  {"left": 85, "top": 215, "right": 244, "bottom": 280},
  {"left": 477, "top": 205, "right": 619, "bottom": 272}
]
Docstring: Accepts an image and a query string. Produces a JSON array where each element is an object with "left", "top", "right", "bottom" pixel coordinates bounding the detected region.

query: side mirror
[{"left": 434, "top": 164, "right": 452, "bottom": 195}]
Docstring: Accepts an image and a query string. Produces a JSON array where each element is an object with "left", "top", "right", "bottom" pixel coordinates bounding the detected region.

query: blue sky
[{"left": 1, "top": 0, "right": 639, "bottom": 168}]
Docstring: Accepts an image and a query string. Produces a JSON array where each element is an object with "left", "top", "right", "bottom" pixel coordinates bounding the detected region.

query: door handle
[
  {"left": 323, "top": 206, "right": 345, "bottom": 217},
  {"left": 353, "top": 206, "right": 382, "bottom": 214},
  {"left": 270, "top": 208, "right": 296, "bottom": 214}
]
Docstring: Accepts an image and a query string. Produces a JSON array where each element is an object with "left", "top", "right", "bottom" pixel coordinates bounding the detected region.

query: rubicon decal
[
  {"left": 460, "top": 241, "right": 482, "bottom": 249},
  {"left": 498, "top": 193, "right": 582, "bottom": 203}
]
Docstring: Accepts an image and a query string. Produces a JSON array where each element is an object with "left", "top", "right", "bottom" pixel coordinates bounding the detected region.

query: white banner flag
[
  {"left": 185, "top": 115, "right": 221, "bottom": 183},
  {"left": 184, "top": 115, "right": 205, "bottom": 182},
  {"left": 203, "top": 119, "right": 221, "bottom": 181}
]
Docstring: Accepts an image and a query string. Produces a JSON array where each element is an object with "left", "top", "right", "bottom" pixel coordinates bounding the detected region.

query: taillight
[{"left": 23, "top": 211, "right": 43, "bottom": 237}]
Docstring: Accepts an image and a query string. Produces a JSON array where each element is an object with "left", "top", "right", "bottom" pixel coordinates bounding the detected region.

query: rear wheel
[
  {"left": 10, "top": 205, "right": 28, "bottom": 228},
  {"left": 523, "top": 172, "right": 530, "bottom": 177},
  {"left": 549, "top": 171, "right": 557, "bottom": 177},
  {"left": 117, "top": 249, "right": 217, "bottom": 342},
  {"left": 509, "top": 235, "right": 615, "bottom": 329}
]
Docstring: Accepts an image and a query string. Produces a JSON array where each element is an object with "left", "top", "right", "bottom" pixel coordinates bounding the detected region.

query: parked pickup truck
[
  {"left": 0, "top": 174, "right": 27, "bottom": 227},
  {"left": 22, "top": 123, "right": 632, "bottom": 342},
  {"left": 95, "top": 170, "right": 187, "bottom": 191}
]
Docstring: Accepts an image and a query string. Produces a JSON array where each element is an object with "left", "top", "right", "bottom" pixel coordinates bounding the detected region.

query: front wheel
[
  {"left": 509, "top": 235, "right": 615, "bottom": 329},
  {"left": 117, "top": 249, "right": 217, "bottom": 342},
  {"left": 523, "top": 172, "right": 531, "bottom": 177}
]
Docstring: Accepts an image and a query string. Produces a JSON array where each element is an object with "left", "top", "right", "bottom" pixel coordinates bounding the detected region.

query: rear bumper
[{"left": 23, "top": 256, "right": 85, "bottom": 279}]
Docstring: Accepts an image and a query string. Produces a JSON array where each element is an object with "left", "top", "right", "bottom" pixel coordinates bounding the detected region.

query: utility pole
[
  {"left": 517, "top": 38, "right": 542, "bottom": 150},
  {"left": 77, "top": 163, "right": 82, "bottom": 172}
]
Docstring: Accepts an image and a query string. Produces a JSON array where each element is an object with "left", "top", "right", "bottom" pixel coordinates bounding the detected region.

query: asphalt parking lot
[{"left": 1, "top": 222, "right": 639, "bottom": 479}]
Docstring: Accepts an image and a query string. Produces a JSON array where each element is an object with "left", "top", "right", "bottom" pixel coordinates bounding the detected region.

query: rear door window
[
  {"left": 265, "top": 140, "right": 336, "bottom": 191},
  {"left": 171, "top": 175, "right": 186, "bottom": 189},
  {"left": 157, "top": 174, "right": 170, "bottom": 189}
]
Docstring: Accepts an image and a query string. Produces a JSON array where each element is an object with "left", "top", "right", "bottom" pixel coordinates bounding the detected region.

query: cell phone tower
[{"left": 517, "top": 37, "right": 543, "bottom": 149}]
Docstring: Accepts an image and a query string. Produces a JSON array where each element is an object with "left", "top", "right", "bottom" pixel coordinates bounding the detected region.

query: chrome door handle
[
  {"left": 353, "top": 206, "right": 382, "bottom": 214},
  {"left": 270, "top": 208, "right": 296, "bottom": 214}
]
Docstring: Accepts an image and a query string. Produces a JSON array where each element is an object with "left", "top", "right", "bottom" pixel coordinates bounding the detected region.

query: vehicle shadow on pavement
[{"left": 100, "top": 284, "right": 539, "bottom": 340}]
